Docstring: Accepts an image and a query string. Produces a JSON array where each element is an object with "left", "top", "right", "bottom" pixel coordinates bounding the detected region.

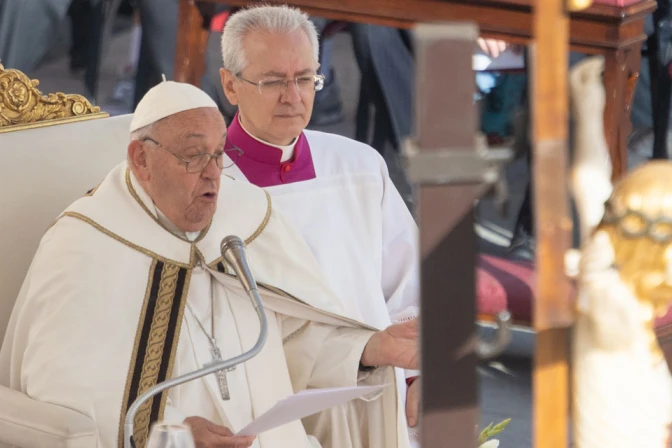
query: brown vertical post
[
  {"left": 413, "top": 23, "right": 481, "bottom": 447},
  {"left": 531, "top": 0, "right": 573, "bottom": 447},
  {"left": 174, "top": 0, "right": 209, "bottom": 85},
  {"left": 602, "top": 47, "right": 642, "bottom": 180}
]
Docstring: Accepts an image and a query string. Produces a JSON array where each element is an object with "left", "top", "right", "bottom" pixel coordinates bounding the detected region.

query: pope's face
[
  {"left": 221, "top": 29, "right": 318, "bottom": 146},
  {"left": 134, "top": 108, "right": 226, "bottom": 233}
]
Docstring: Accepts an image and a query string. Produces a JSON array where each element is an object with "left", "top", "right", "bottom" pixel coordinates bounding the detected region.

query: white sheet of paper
[{"left": 235, "top": 384, "right": 388, "bottom": 436}]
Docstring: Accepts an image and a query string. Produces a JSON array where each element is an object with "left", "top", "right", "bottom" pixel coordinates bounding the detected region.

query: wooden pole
[
  {"left": 531, "top": 0, "right": 574, "bottom": 447},
  {"left": 413, "top": 23, "right": 481, "bottom": 447},
  {"left": 174, "top": 0, "right": 208, "bottom": 85}
]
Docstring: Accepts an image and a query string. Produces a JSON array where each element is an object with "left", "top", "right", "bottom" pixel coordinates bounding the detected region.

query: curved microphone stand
[{"left": 123, "top": 236, "right": 267, "bottom": 448}]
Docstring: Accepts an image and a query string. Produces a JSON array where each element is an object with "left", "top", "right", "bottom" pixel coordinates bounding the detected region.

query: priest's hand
[
  {"left": 476, "top": 38, "right": 523, "bottom": 59},
  {"left": 477, "top": 38, "right": 508, "bottom": 58},
  {"left": 406, "top": 377, "right": 421, "bottom": 427},
  {"left": 184, "top": 416, "right": 256, "bottom": 447},
  {"left": 360, "top": 319, "right": 419, "bottom": 370}
]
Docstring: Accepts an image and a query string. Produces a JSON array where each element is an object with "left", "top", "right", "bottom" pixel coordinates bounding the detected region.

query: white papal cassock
[
  {"left": 223, "top": 114, "right": 420, "bottom": 444},
  {"left": 0, "top": 162, "right": 410, "bottom": 448}
]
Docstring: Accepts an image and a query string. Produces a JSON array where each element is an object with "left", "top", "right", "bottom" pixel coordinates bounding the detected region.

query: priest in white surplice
[
  {"left": 0, "top": 81, "right": 418, "bottom": 448},
  {"left": 216, "top": 5, "right": 421, "bottom": 442}
]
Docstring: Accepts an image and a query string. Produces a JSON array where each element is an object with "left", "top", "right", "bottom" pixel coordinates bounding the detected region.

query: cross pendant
[{"left": 211, "top": 345, "right": 235, "bottom": 401}]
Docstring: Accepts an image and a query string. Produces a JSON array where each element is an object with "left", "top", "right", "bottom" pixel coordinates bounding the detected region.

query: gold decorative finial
[
  {"left": 598, "top": 161, "right": 672, "bottom": 361},
  {"left": 0, "top": 63, "right": 107, "bottom": 133}
]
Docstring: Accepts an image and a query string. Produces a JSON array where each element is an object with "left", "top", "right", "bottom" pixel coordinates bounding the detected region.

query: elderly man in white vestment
[
  {"left": 217, "top": 5, "right": 422, "bottom": 441},
  {"left": 0, "top": 81, "right": 419, "bottom": 448}
]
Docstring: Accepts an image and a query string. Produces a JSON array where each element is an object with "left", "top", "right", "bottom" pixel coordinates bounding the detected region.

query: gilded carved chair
[{"left": 0, "top": 64, "right": 131, "bottom": 447}]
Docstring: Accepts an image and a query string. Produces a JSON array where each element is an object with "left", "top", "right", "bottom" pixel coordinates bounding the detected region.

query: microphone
[
  {"left": 124, "top": 235, "right": 268, "bottom": 448},
  {"left": 221, "top": 235, "right": 257, "bottom": 294}
]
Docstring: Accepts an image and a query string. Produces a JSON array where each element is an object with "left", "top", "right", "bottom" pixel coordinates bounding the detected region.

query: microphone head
[
  {"left": 219, "top": 235, "right": 256, "bottom": 292},
  {"left": 220, "top": 235, "right": 244, "bottom": 256}
]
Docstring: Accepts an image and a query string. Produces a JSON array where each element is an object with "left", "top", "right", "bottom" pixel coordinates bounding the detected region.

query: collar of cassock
[{"left": 226, "top": 112, "right": 316, "bottom": 187}]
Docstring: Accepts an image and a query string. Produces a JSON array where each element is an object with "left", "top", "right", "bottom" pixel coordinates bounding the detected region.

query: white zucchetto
[{"left": 129, "top": 77, "right": 219, "bottom": 132}]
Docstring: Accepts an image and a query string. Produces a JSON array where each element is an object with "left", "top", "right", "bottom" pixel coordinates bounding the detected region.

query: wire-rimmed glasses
[
  {"left": 236, "top": 74, "right": 326, "bottom": 95},
  {"left": 142, "top": 137, "right": 243, "bottom": 173}
]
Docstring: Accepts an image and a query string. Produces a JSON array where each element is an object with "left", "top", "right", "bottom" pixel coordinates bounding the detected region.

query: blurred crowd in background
[{"left": 1, "top": 0, "right": 671, "bottom": 262}]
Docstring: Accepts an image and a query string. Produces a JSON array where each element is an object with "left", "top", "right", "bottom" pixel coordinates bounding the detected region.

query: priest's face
[
  {"left": 130, "top": 108, "right": 226, "bottom": 233},
  {"left": 220, "top": 29, "right": 318, "bottom": 146}
]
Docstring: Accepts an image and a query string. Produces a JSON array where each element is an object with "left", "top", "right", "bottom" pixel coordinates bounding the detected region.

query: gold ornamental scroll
[{"left": 0, "top": 62, "right": 108, "bottom": 133}]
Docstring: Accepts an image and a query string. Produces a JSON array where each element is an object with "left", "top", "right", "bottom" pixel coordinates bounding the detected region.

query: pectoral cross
[{"left": 211, "top": 345, "right": 236, "bottom": 400}]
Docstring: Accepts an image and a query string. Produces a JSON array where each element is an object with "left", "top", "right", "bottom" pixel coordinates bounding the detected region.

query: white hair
[
  {"left": 130, "top": 122, "right": 156, "bottom": 142},
  {"left": 220, "top": 5, "right": 319, "bottom": 75}
]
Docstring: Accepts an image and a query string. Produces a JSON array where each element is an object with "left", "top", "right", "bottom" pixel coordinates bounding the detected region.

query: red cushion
[
  {"left": 477, "top": 254, "right": 534, "bottom": 324},
  {"left": 477, "top": 253, "right": 672, "bottom": 330},
  {"left": 592, "top": 0, "right": 642, "bottom": 6}
]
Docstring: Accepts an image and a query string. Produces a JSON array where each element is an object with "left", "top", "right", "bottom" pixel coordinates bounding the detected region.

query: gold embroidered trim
[
  {"left": 209, "top": 269, "right": 378, "bottom": 332},
  {"left": 194, "top": 246, "right": 209, "bottom": 266},
  {"left": 85, "top": 184, "right": 100, "bottom": 197},
  {"left": 246, "top": 190, "right": 272, "bottom": 245},
  {"left": 158, "top": 270, "right": 192, "bottom": 423},
  {"left": 259, "top": 281, "right": 379, "bottom": 331},
  {"left": 132, "top": 263, "right": 181, "bottom": 447},
  {"left": 117, "top": 261, "right": 191, "bottom": 448},
  {"left": 206, "top": 190, "right": 272, "bottom": 270},
  {"left": 207, "top": 258, "right": 224, "bottom": 272},
  {"left": 60, "top": 212, "right": 192, "bottom": 269},
  {"left": 45, "top": 218, "right": 58, "bottom": 233},
  {"left": 117, "top": 259, "right": 158, "bottom": 448},
  {"left": 190, "top": 245, "right": 200, "bottom": 268},
  {"left": 125, "top": 168, "right": 212, "bottom": 243},
  {"left": 206, "top": 256, "right": 228, "bottom": 274}
]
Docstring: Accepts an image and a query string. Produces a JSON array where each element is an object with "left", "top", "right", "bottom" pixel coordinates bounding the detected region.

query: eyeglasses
[
  {"left": 236, "top": 74, "right": 326, "bottom": 95},
  {"left": 141, "top": 137, "right": 243, "bottom": 173},
  {"left": 603, "top": 204, "right": 672, "bottom": 243}
]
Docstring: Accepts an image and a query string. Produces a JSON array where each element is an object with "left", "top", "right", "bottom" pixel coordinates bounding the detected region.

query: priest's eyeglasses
[
  {"left": 236, "top": 74, "right": 326, "bottom": 95},
  {"left": 142, "top": 137, "right": 244, "bottom": 173}
]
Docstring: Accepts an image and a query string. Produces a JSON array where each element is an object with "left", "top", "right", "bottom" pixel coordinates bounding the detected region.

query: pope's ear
[
  {"left": 127, "top": 140, "right": 150, "bottom": 181},
  {"left": 220, "top": 68, "right": 239, "bottom": 106}
]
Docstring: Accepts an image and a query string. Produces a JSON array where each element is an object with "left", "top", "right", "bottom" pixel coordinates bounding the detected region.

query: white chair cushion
[
  {"left": 0, "top": 114, "right": 132, "bottom": 346},
  {"left": 0, "top": 388, "right": 97, "bottom": 448}
]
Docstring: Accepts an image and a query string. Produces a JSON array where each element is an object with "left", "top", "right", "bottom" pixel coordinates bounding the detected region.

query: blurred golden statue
[{"left": 568, "top": 56, "right": 672, "bottom": 448}]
